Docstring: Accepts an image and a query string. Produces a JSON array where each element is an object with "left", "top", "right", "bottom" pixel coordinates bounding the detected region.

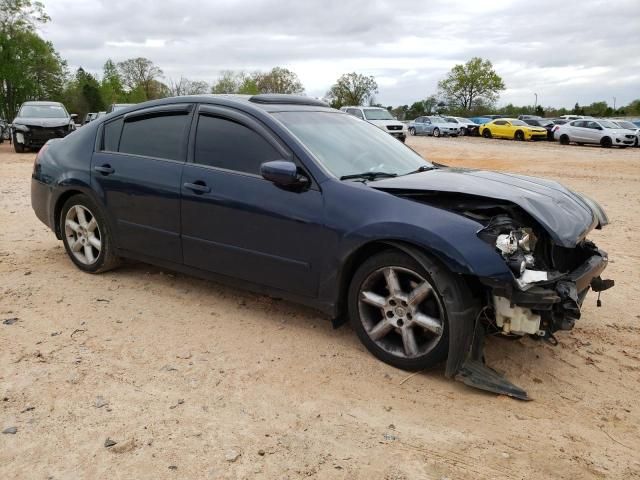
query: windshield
[
  {"left": 363, "top": 108, "right": 394, "bottom": 121},
  {"left": 615, "top": 121, "right": 635, "bottom": 129},
  {"left": 599, "top": 120, "right": 618, "bottom": 129},
  {"left": 510, "top": 120, "right": 527, "bottom": 126},
  {"left": 274, "top": 111, "right": 431, "bottom": 179},
  {"left": 18, "top": 104, "right": 68, "bottom": 118}
]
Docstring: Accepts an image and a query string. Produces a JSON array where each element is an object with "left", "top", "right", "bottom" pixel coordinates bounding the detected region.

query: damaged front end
[
  {"left": 463, "top": 205, "right": 613, "bottom": 399},
  {"left": 391, "top": 188, "right": 614, "bottom": 400}
]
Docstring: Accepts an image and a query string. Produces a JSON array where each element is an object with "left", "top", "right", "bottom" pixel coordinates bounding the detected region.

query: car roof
[
  {"left": 108, "top": 94, "right": 336, "bottom": 116},
  {"left": 22, "top": 101, "right": 64, "bottom": 106}
]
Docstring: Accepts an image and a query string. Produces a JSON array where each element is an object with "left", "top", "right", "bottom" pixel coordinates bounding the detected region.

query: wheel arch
[
  {"left": 53, "top": 189, "right": 85, "bottom": 239},
  {"left": 333, "top": 238, "right": 482, "bottom": 325},
  {"left": 335, "top": 239, "right": 481, "bottom": 378}
]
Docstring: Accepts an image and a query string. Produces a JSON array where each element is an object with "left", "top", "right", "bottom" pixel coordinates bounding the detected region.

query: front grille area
[
  {"left": 625, "top": 134, "right": 635, "bottom": 139},
  {"left": 387, "top": 125, "right": 402, "bottom": 131}
]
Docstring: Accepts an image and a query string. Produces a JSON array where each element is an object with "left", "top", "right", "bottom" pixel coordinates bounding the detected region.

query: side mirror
[
  {"left": 70, "top": 114, "right": 78, "bottom": 121},
  {"left": 261, "top": 160, "right": 308, "bottom": 187}
]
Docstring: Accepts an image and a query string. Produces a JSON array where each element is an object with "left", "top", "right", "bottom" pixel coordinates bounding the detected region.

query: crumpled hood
[
  {"left": 371, "top": 168, "right": 608, "bottom": 247},
  {"left": 12, "top": 116, "right": 71, "bottom": 128}
]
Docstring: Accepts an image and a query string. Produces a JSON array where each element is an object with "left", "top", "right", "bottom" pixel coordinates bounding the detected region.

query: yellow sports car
[{"left": 479, "top": 118, "right": 548, "bottom": 141}]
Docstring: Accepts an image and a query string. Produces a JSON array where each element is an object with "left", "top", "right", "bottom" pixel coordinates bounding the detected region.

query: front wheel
[
  {"left": 348, "top": 250, "right": 462, "bottom": 371},
  {"left": 559, "top": 134, "right": 570, "bottom": 145},
  {"left": 60, "top": 194, "right": 120, "bottom": 273},
  {"left": 433, "top": 128, "right": 440, "bottom": 137},
  {"left": 514, "top": 130, "right": 525, "bottom": 141},
  {"left": 482, "top": 129, "right": 492, "bottom": 138},
  {"left": 408, "top": 127, "right": 416, "bottom": 136},
  {"left": 460, "top": 127, "right": 467, "bottom": 136},
  {"left": 600, "top": 137, "right": 612, "bottom": 148}
]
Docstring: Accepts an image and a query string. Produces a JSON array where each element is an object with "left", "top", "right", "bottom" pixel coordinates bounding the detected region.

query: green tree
[
  {"left": 437, "top": 57, "right": 505, "bottom": 112},
  {"left": 100, "top": 59, "right": 124, "bottom": 105},
  {"left": 326, "top": 72, "right": 378, "bottom": 108},
  {"left": 117, "top": 57, "right": 163, "bottom": 100},
  {"left": 255, "top": 67, "right": 303, "bottom": 94},
  {"left": 0, "top": 0, "right": 66, "bottom": 119},
  {"left": 62, "top": 67, "right": 105, "bottom": 119}
]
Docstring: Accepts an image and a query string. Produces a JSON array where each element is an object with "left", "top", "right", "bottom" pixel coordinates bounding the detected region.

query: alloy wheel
[
  {"left": 433, "top": 128, "right": 440, "bottom": 137},
  {"left": 358, "top": 266, "right": 444, "bottom": 358},
  {"left": 64, "top": 205, "right": 101, "bottom": 265}
]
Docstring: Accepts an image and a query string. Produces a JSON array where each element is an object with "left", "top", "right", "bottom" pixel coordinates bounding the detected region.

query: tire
[
  {"left": 408, "top": 127, "right": 416, "bottom": 136},
  {"left": 398, "top": 136, "right": 406, "bottom": 144},
  {"left": 460, "top": 127, "right": 467, "bottom": 136},
  {"left": 559, "top": 134, "right": 570, "bottom": 145},
  {"left": 13, "top": 134, "right": 25, "bottom": 153},
  {"left": 348, "top": 250, "right": 470, "bottom": 371},
  {"left": 482, "top": 129, "right": 492, "bottom": 138},
  {"left": 433, "top": 128, "right": 440, "bottom": 137},
  {"left": 514, "top": 130, "right": 525, "bottom": 141},
  {"left": 600, "top": 137, "right": 612, "bottom": 148},
  {"left": 59, "top": 194, "right": 120, "bottom": 273}
]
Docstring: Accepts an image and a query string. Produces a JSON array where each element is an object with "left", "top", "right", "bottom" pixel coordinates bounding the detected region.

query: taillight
[{"left": 33, "top": 142, "right": 49, "bottom": 173}]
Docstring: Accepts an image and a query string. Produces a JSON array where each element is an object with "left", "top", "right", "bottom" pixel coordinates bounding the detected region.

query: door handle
[
  {"left": 94, "top": 164, "right": 115, "bottom": 175},
  {"left": 183, "top": 181, "right": 211, "bottom": 194}
]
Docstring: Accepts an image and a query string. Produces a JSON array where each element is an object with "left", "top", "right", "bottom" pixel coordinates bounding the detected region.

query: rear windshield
[{"left": 18, "top": 104, "right": 68, "bottom": 118}]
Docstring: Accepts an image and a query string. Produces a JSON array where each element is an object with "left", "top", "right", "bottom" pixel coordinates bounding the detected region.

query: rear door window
[
  {"left": 102, "top": 118, "right": 123, "bottom": 151},
  {"left": 119, "top": 111, "right": 191, "bottom": 161}
]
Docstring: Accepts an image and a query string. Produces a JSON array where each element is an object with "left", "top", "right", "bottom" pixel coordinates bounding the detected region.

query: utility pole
[
  {"left": 613, "top": 97, "right": 616, "bottom": 111},
  {"left": 534, "top": 93, "right": 538, "bottom": 111}
]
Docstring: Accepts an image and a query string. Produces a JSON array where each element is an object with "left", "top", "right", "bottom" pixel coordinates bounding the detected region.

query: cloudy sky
[{"left": 39, "top": 0, "right": 640, "bottom": 108}]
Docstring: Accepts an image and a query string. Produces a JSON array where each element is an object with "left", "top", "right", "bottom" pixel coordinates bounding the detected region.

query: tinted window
[
  {"left": 102, "top": 118, "right": 123, "bottom": 151},
  {"left": 495, "top": 120, "right": 507, "bottom": 125},
  {"left": 119, "top": 113, "right": 189, "bottom": 161},
  {"left": 194, "top": 115, "right": 282, "bottom": 175},
  {"left": 572, "top": 121, "right": 586, "bottom": 128}
]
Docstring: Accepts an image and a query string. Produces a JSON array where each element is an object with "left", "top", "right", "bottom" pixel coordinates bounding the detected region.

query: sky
[{"left": 39, "top": 0, "right": 640, "bottom": 108}]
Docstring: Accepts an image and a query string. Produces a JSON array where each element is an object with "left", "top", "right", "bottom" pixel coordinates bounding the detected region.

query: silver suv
[
  {"left": 341, "top": 106, "right": 407, "bottom": 142},
  {"left": 553, "top": 118, "right": 635, "bottom": 148}
]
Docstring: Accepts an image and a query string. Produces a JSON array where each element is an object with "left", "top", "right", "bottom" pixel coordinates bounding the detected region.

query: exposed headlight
[{"left": 495, "top": 228, "right": 537, "bottom": 277}]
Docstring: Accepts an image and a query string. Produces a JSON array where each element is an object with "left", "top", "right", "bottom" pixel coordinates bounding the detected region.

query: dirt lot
[{"left": 1, "top": 137, "right": 639, "bottom": 479}]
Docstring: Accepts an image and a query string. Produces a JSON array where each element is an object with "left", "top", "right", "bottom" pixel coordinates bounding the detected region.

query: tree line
[{"left": 2, "top": 0, "right": 638, "bottom": 122}]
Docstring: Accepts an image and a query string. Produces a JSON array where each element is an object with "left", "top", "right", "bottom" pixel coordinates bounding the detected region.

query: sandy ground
[{"left": 1, "top": 136, "right": 639, "bottom": 479}]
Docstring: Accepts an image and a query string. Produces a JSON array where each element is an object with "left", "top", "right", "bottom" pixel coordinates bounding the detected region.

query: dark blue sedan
[{"left": 31, "top": 94, "right": 613, "bottom": 399}]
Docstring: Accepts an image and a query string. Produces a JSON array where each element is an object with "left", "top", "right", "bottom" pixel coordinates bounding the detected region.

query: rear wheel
[
  {"left": 600, "top": 137, "right": 612, "bottom": 148},
  {"left": 60, "top": 194, "right": 120, "bottom": 273},
  {"left": 514, "top": 130, "right": 525, "bottom": 141},
  {"left": 433, "top": 128, "right": 440, "bottom": 137},
  {"left": 482, "top": 129, "right": 492, "bottom": 138},
  {"left": 559, "top": 134, "right": 570, "bottom": 145},
  {"left": 348, "top": 250, "right": 469, "bottom": 371}
]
